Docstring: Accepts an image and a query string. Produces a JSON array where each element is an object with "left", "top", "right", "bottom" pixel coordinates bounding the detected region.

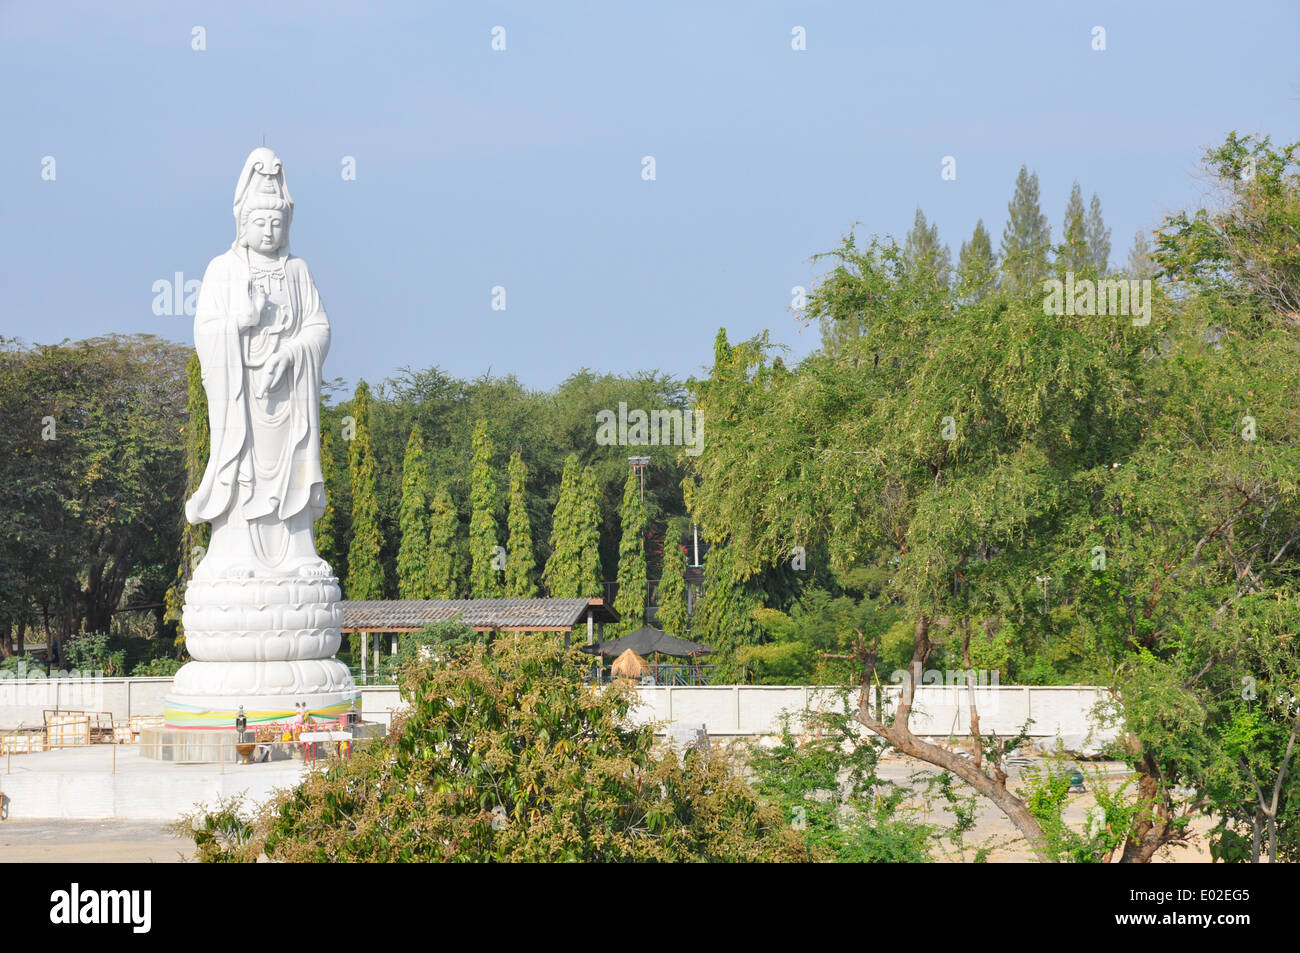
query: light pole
[{"left": 628, "top": 455, "right": 650, "bottom": 500}]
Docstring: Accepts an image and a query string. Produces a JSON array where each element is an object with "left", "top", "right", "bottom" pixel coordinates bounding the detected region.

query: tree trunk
[{"left": 855, "top": 615, "right": 1056, "bottom": 861}]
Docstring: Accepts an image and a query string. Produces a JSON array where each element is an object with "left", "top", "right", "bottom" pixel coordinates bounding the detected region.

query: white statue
[
  {"left": 188, "top": 147, "right": 330, "bottom": 580},
  {"left": 164, "top": 148, "right": 357, "bottom": 733}
]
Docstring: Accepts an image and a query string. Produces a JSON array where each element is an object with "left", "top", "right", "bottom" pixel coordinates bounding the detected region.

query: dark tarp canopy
[{"left": 581, "top": 625, "right": 712, "bottom": 659}]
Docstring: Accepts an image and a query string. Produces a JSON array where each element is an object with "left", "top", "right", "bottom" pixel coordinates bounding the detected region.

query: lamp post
[
  {"left": 628, "top": 455, "right": 650, "bottom": 500},
  {"left": 628, "top": 455, "right": 651, "bottom": 627}
]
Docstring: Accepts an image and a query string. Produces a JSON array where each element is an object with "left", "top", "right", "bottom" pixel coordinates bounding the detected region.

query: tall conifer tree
[
  {"left": 504, "top": 451, "right": 537, "bottom": 597},
  {"left": 902, "top": 208, "right": 952, "bottom": 287},
  {"left": 469, "top": 420, "right": 502, "bottom": 598},
  {"left": 346, "top": 380, "right": 385, "bottom": 600},
  {"left": 956, "top": 219, "right": 998, "bottom": 303},
  {"left": 1086, "top": 193, "right": 1112, "bottom": 275},
  {"left": 613, "top": 466, "right": 648, "bottom": 633},
  {"left": 655, "top": 527, "right": 690, "bottom": 635},
  {"left": 1060, "top": 181, "right": 1090, "bottom": 273},
  {"left": 164, "top": 351, "right": 210, "bottom": 639},
  {"left": 692, "top": 542, "right": 757, "bottom": 680},
  {"left": 314, "top": 420, "right": 341, "bottom": 573},
  {"left": 396, "top": 424, "right": 432, "bottom": 599},
  {"left": 1000, "top": 165, "right": 1051, "bottom": 293},
  {"left": 544, "top": 455, "right": 602, "bottom": 598},
  {"left": 427, "top": 486, "right": 460, "bottom": 599},
  {"left": 1127, "top": 228, "right": 1156, "bottom": 279}
]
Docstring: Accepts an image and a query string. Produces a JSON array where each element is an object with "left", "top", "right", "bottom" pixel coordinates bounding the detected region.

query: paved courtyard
[{"left": 0, "top": 819, "right": 194, "bottom": 863}]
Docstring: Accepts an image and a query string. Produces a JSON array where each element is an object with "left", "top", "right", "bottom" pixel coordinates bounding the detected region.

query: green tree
[
  {"left": 1154, "top": 132, "right": 1300, "bottom": 316},
  {"left": 1059, "top": 181, "right": 1090, "bottom": 273},
  {"left": 396, "top": 424, "right": 432, "bottom": 599},
  {"left": 427, "top": 486, "right": 460, "bottom": 599},
  {"left": 504, "top": 451, "right": 537, "bottom": 597},
  {"left": 1126, "top": 228, "right": 1156, "bottom": 279},
  {"left": 468, "top": 420, "right": 502, "bottom": 598},
  {"left": 655, "top": 527, "right": 690, "bottom": 635},
  {"left": 612, "top": 466, "right": 648, "bottom": 633},
  {"left": 1000, "top": 165, "right": 1051, "bottom": 293},
  {"left": 164, "top": 350, "right": 210, "bottom": 642},
  {"left": 346, "top": 381, "right": 385, "bottom": 600},
  {"left": 1085, "top": 193, "right": 1112, "bottom": 274},
  {"left": 902, "top": 208, "right": 951, "bottom": 288},
  {"left": 187, "top": 635, "right": 810, "bottom": 862},
  {"left": 955, "top": 219, "right": 998, "bottom": 303},
  {"left": 0, "top": 335, "right": 189, "bottom": 648},
  {"left": 689, "top": 241, "right": 1152, "bottom": 854},
  {"left": 314, "top": 419, "right": 342, "bottom": 574},
  {"left": 544, "top": 455, "right": 602, "bottom": 598},
  {"left": 691, "top": 542, "right": 758, "bottom": 681}
]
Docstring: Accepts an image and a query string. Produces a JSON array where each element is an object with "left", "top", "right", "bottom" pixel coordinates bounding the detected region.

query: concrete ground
[
  {"left": 1, "top": 744, "right": 310, "bottom": 822},
  {"left": 0, "top": 819, "right": 194, "bottom": 863},
  {"left": 0, "top": 741, "right": 1213, "bottom": 863}
]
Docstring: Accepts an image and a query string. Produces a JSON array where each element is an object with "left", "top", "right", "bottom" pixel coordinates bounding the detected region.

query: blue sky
[{"left": 1, "top": 1, "right": 1296, "bottom": 391}]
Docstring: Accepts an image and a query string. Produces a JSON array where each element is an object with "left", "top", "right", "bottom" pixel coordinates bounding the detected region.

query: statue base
[
  {"left": 139, "top": 718, "right": 385, "bottom": 764},
  {"left": 162, "top": 688, "right": 361, "bottom": 730},
  {"left": 167, "top": 572, "right": 359, "bottom": 730}
]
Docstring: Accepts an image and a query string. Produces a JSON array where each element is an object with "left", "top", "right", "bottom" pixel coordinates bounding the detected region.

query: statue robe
[{"left": 186, "top": 248, "right": 329, "bottom": 531}]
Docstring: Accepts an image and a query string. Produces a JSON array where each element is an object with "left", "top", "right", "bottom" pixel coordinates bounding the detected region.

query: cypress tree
[
  {"left": 1000, "top": 165, "right": 1051, "bottom": 294},
  {"left": 427, "top": 485, "right": 460, "bottom": 599},
  {"left": 1060, "top": 181, "right": 1090, "bottom": 273},
  {"left": 346, "top": 380, "right": 385, "bottom": 600},
  {"left": 314, "top": 420, "right": 341, "bottom": 575},
  {"left": 612, "top": 466, "right": 648, "bottom": 633},
  {"left": 578, "top": 465, "right": 603, "bottom": 598},
  {"left": 504, "top": 451, "right": 537, "bottom": 597},
  {"left": 396, "top": 424, "right": 432, "bottom": 599},
  {"left": 692, "top": 541, "right": 757, "bottom": 681},
  {"left": 1085, "top": 193, "right": 1112, "bottom": 275},
  {"left": 544, "top": 455, "right": 602, "bottom": 598},
  {"left": 164, "top": 351, "right": 210, "bottom": 640},
  {"left": 956, "top": 219, "right": 998, "bottom": 303},
  {"left": 183, "top": 351, "right": 210, "bottom": 547},
  {"left": 655, "top": 526, "right": 690, "bottom": 636},
  {"left": 469, "top": 420, "right": 503, "bottom": 598},
  {"left": 1127, "top": 228, "right": 1156, "bottom": 280},
  {"left": 902, "top": 208, "right": 952, "bottom": 287}
]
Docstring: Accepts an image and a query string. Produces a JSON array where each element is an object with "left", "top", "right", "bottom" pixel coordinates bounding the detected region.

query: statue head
[{"left": 233, "top": 147, "right": 293, "bottom": 254}]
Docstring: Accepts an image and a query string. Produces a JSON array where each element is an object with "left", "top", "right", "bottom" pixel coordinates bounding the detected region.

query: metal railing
[{"left": 592, "top": 663, "right": 717, "bottom": 686}]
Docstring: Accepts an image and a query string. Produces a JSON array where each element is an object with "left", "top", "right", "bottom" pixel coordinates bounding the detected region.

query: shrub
[{"left": 187, "top": 633, "right": 810, "bottom": 862}]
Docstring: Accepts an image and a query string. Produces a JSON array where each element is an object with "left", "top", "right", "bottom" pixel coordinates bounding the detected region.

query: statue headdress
[{"left": 232, "top": 146, "right": 293, "bottom": 252}]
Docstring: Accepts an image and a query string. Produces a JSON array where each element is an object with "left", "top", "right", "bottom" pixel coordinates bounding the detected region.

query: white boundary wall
[
  {"left": 629, "top": 684, "right": 1114, "bottom": 740},
  {"left": 0, "top": 676, "right": 174, "bottom": 729},
  {"left": 1, "top": 676, "right": 1115, "bottom": 742},
  {"left": 348, "top": 683, "right": 1115, "bottom": 742}
]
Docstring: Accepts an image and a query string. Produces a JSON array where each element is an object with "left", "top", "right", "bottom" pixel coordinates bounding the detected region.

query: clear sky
[{"left": 2, "top": 1, "right": 1296, "bottom": 391}]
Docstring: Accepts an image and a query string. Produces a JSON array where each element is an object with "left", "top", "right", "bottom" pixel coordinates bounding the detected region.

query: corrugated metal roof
[{"left": 341, "top": 598, "right": 619, "bottom": 632}]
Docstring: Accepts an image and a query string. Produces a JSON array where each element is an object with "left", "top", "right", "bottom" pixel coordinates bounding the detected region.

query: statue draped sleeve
[{"left": 185, "top": 251, "right": 330, "bottom": 526}]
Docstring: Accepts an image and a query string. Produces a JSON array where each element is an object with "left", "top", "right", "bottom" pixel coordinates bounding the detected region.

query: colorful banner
[{"left": 164, "top": 695, "right": 360, "bottom": 730}]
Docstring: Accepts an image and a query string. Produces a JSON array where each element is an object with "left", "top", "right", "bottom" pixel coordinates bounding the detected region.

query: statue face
[{"left": 243, "top": 206, "right": 286, "bottom": 254}]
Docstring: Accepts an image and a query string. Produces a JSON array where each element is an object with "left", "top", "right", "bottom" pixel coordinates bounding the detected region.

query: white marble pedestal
[{"left": 163, "top": 573, "right": 358, "bottom": 730}]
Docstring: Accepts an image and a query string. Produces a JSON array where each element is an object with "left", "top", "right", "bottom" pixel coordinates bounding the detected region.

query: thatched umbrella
[{"left": 610, "top": 648, "right": 650, "bottom": 680}]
